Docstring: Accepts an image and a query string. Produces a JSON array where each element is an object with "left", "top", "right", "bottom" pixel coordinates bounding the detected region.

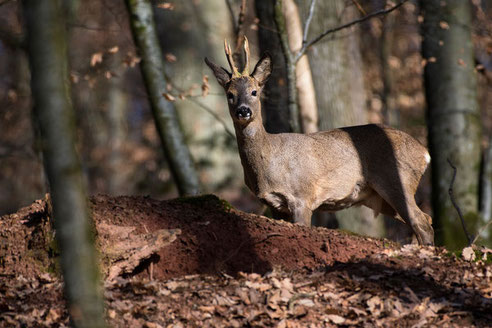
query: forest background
[{"left": 0, "top": 0, "right": 491, "bottom": 250}]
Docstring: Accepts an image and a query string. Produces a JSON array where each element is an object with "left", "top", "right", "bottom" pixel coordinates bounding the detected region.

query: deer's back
[{"left": 311, "top": 124, "right": 430, "bottom": 187}]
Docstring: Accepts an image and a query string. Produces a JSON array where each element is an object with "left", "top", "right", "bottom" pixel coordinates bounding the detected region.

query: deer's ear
[
  {"left": 251, "top": 52, "right": 272, "bottom": 86},
  {"left": 204, "top": 57, "right": 231, "bottom": 88}
]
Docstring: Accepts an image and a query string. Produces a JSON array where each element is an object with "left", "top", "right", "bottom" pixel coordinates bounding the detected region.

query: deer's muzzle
[{"left": 236, "top": 106, "right": 252, "bottom": 120}]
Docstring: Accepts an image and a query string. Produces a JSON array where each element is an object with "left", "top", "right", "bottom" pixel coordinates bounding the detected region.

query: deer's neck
[
  {"left": 234, "top": 119, "right": 269, "bottom": 152},
  {"left": 234, "top": 119, "right": 272, "bottom": 192}
]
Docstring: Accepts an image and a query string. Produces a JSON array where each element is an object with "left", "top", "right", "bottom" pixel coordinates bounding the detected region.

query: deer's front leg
[{"left": 292, "top": 205, "right": 313, "bottom": 226}]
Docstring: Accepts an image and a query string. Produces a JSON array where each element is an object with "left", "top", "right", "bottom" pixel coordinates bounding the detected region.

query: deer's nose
[{"left": 236, "top": 106, "right": 252, "bottom": 119}]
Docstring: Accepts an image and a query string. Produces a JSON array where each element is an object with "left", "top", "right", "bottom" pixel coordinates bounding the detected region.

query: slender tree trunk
[
  {"left": 126, "top": 0, "right": 200, "bottom": 196},
  {"left": 23, "top": 0, "right": 106, "bottom": 327},
  {"left": 255, "top": 0, "right": 291, "bottom": 133},
  {"left": 480, "top": 135, "right": 492, "bottom": 236},
  {"left": 421, "top": 0, "right": 485, "bottom": 248},
  {"left": 274, "top": 0, "right": 300, "bottom": 133},
  {"left": 282, "top": 0, "right": 318, "bottom": 134},
  {"left": 303, "top": 0, "right": 384, "bottom": 237},
  {"left": 107, "top": 54, "right": 128, "bottom": 195}
]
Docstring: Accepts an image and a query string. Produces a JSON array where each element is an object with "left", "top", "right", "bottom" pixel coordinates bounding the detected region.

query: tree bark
[
  {"left": 421, "top": 0, "right": 485, "bottom": 248},
  {"left": 22, "top": 0, "right": 106, "bottom": 327},
  {"left": 305, "top": 1, "right": 367, "bottom": 131},
  {"left": 255, "top": 0, "right": 291, "bottom": 133},
  {"left": 126, "top": 0, "right": 201, "bottom": 196}
]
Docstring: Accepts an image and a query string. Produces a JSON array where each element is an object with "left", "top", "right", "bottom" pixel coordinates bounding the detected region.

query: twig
[
  {"left": 301, "top": 0, "right": 317, "bottom": 50},
  {"left": 252, "top": 233, "right": 283, "bottom": 245},
  {"left": 185, "top": 98, "right": 235, "bottom": 139},
  {"left": 351, "top": 0, "right": 367, "bottom": 16},
  {"left": 447, "top": 158, "right": 473, "bottom": 245},
  {"left": 471, "top": 220, "right": 492, "bottom": 245},
  {"left": 163, "top": 73, "right": 235, "bottom": 138},
  {"left": 295, "top": 0, "right": 409, "bottom": 62}
]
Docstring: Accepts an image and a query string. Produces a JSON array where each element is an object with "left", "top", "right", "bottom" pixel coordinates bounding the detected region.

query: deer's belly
[{"left": 317, "top": 183, "right": 373, "bottom": 212}]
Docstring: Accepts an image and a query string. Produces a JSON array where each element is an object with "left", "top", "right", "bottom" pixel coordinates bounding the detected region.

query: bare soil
[{"left": 1, "top": 194, "right": 491, "bottom": 327}]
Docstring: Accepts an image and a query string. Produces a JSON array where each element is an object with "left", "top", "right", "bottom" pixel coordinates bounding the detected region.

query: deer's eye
[
  {"left": 251, "top": 90, "right": 257, "bottom": 97},
  {"left": 227, "top": 92, "right": 234, "bottom": 103}
]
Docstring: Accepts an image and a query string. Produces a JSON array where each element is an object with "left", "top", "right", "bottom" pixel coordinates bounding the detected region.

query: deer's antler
[
  {"left": 224, "top": 39, "right": 240, "bottom": 78},
  {"left": 224, "top": 37, "right": 250, "bottom": 77},
  {"left": 242, "top": 36, "right": 250, "bottom": 75}
]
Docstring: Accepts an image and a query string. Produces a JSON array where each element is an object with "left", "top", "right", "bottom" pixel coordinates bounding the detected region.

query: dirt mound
[
  {"left": 0, "top": 194, "right": 387, "bottom": 281},
  {"left": 91, "top": 194, "right": 390, "bottom": 279}
]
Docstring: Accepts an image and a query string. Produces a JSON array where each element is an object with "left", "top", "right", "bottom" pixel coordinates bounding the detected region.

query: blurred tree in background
[
  {"left": 23, "top": 0, "right": 105, "bottom": 326},
  {"left": 126, "top": 0, "right": 200, "bottom": 196},
  {"left": 0, "top": 0, "right": 490, "bottom": 248},
  {"left": 421, "top": 0, "right": 490, "bottom": 248}
]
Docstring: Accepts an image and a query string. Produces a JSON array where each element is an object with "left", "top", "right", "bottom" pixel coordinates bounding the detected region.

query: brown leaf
[
  {"left": 201, "top": 75, "right": 210, "bottom": 97},
  {"left": 198, "top": 305, "right": 215, "bottom": 313},
  {"left": 7, "top": 89, "right": 17, "bottom": 103},
  {"left": 45, "top": 308, "right": 61, "bottom": 324},
  {"left": 157, "top": 2, "right": 175, "bottom": 10},
  {"left": 439, "top": 21, "right": 450, "bottom": 30},
  {"left": 163, "top": 93, "right": 176, "bottom": 102},
  {"left": 462, "top": 246, "right": 475, "bottom": 261},
  {"left": 326, "top": 314, "right": 345, "bottom": 324},
  {"left": 165, "top": 53, "right": 177, "bottom": 62},
  {"left": 90, "top": 52, "right": 103, "bottom": 67},
  {"left": 70, "top": 72, "right": 79, "bottom": 84},
  {"left": 108, "top": 46, "right": 119, "bottom": 54}
]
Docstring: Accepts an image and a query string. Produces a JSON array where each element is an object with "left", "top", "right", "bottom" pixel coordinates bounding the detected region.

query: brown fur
[{"left": 205, "top": 45, "right": 434, "bottom": 246}]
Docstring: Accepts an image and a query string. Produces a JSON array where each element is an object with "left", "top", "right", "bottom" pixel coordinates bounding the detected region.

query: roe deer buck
[{"left": 205, "top": 38, "right": 434, "bottom": 245}]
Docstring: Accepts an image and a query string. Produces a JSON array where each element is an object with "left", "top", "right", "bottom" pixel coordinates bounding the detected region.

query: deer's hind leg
[{"left": 371, "top": 183, "right": 434, "bottom": 246}]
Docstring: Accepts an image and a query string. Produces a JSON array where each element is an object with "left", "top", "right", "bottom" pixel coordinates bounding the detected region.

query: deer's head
[{"left": 205, "top": 37, "right": 272, "bottom": 126}]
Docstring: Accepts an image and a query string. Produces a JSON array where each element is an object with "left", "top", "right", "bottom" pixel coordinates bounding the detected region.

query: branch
[
  {"left": 295, "top": 0, "right": 409, "bottom": 62},
  {"left": 471, "top": 221, "right": 492, "bottom": 245},
  {"left": 162, "top": 73, "right": 235, "bottom": 139},
  {"left": 185, "top": 98, "right": 235, "bottom": 139},
  {"left": 301, "top": 0, "right": 316, "bottom": 51},
  {"left": 447, "top": 158, "right": 473, "bottom": 246}
]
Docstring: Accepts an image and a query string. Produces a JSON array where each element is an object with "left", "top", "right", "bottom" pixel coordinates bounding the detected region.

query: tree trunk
[
  {"left": 23, "top": 0, "right": 106, "bottom": 327},
  {"left": 480, "top": 135, "right": 492, "bottom": 240},
  {"left": 281, "top": 0, "right": 318, "bottom": 134},
  {"left": 274, "top": 0, "right": 300, "bottom": 133},
  {"left": 421, "top": 0, "right": 485, "bottom": 248},
  {"left": 302, "top": 0, "right": 384, "bottom": 237},
  {"left": 126, "top": 0, "right": 201, "bottom": 196},
  {"left": 255, "top": 0, "right": 291, "bottom": 133},
  {"left": 107, "top": 53, "right": 129, "bottom": 195}
]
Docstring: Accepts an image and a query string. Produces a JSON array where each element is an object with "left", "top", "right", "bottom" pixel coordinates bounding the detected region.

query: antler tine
[
  {"left": 224, "top": 39, "right": 240, "bottom": 77},
  {"left": 242, "top": 36, "right": 250, "bottom": 75}
]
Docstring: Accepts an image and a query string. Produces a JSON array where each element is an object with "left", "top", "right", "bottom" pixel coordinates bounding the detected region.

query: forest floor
[{"left": 1, "top": 194, "right": 491, "bottom": 327}]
